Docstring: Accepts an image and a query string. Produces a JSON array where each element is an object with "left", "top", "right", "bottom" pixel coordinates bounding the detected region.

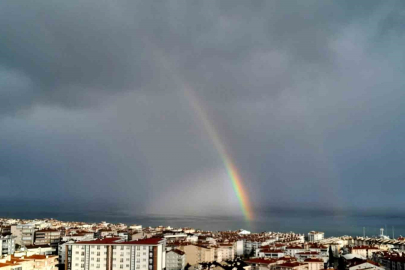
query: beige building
[
  {"left": 303, "top": 259, "right": 323, "bottom": 270},
  {"left": 351, "top": 246, "right": 380, "bottom": 259},
  {"left": 177, "top": 245, "right": 215, "bottom": 265},
  {"left": 216, "top": 244, "right": 234, "bottom": 262}
]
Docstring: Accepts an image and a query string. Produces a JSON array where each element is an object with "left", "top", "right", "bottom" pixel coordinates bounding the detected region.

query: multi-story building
[
  {"left": 351, "top": 246, "right": 380, "bottom": 259},
  {"left": 216, "top": 244, "right": 234, "bottom": 262},
  {"left": 35, "top": 229, "right": 61, "bottom": 246},
  {"left": 11, "top": 224, "right": 38, "bottom": 246},
  {"left": 308, "top": 232, "right": 324, "bottom": 243},
  {"left": 165, "top": 249, "right": 185, "bottom": 270},
  {"left": 303, "top": 258, "right": 323, "bottom": 270},
  {"left": 0, "top": 227, "right": 11, "bottom": 236},
  {"left": 65, "top": 238, "right": 166, "bottom": 270},
  {"left": 176, "top": 244, "right": 215, "bottom": 265},
  {"left": 0, "top": 236, "right": 16, "bottom": 257}
]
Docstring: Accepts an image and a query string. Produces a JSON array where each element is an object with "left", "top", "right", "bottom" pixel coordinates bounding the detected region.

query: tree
[{"left": 329, "top": 246, "right": 334, "bottom": 268}]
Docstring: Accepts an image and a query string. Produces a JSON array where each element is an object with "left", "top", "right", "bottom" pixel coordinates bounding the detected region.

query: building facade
[
  {"left": 308, "top": 233, "right": 324, "bottom": 243},
  {"left": 166, "top": 250, "right": 185, "bottom": 270},
  {"left": 35, "top": 229, "right": 61, "bottom": 246},
  {"left": 65, "top": 238, "right": 166, "bottom": 270},
  {"left": 0, "top": 236, "right": 16, "bottom": 256},
  {"left": 11, "top": 224, "right": 37, "bottom": 246}
]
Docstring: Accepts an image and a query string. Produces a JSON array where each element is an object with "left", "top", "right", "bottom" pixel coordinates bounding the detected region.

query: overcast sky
[{"left": 1, "top": 0, "right": 405, "bottom": 217}]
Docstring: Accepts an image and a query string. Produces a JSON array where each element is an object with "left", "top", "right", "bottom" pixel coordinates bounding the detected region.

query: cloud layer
[{"left": 1, "top": 0, "right": 405, "bottom": 216}]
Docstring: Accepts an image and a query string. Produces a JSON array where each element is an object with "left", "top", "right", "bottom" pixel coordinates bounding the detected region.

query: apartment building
[
  {"left": 303, "top": 258, "right": 323, "bottom": 270},
  {"left": 65, "top": 238, "right": 166, "bottom": 270},
  {"left": 166, "top": 249, "right": 185, "bottom": 270},
  {"left": 351, "top": 246, "right": 380, "bottom": 259},
  {"left": 35, "top": 229, "right": 61, "bottom": 246},
  {"left": 307, "top": 233, "right": 324, "bottom": 243},
  {"left": 11, "top": 224, "right": 39, "bottom": 246},
  {"left": 216, "top": 244, "right": 234, "bottom": 262},
  {"left": 0, "top": 236, "right": 16, "bottom": 256},
  {"left": 177, "top": 244, "right": 215, "bottom": 265}
]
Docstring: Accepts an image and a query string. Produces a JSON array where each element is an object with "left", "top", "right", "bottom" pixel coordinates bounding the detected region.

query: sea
[{"left": 1, "top": 207, "right": 404, "bottom": 238}]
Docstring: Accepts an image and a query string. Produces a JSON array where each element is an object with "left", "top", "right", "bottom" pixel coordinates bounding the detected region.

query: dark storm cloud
[{"left": 1, "top": 0, "right": 405, "bottom": 215}]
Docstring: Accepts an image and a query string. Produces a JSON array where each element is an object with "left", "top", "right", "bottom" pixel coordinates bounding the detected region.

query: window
[
  {"left": 143, "top": 247, "right": 146, "bottom": 250},
  {"left": 91, "top": 252, "right": 94, "bottom": 255},
  {"left": 96, "top": 265, "right": 100, "bottom": 269},
  {"left": 120, "top": 265, "right": 123, "bottom": 269},
  {"left": 136, "top": 247, "right": 140, "bottom": 250},
  {"left": 136, "top": 266, "right": 140, "bottom": 269},
  {"left": 97, "top": 258, "right": 100, "bottom": 262},
  {"left": 121, "top": 246, "right": 124, "bottom": 250},
  {"left": 76, "top": 252, "right": 79, "bottom": 255},
  {"left": 97, "top": 252, "right": 100, "bottom": 256},
  {"left": 91, "top": 264, "right": 94, "bottom": 267},
  {"left": 126, "top": 265, "right": 129, "bottom": 268},
  {"left": 120, "top": 259, "right": 124, "bottom": 263},
  {"left": 97, "top": 246, "right": 101, "bottom": 250}
]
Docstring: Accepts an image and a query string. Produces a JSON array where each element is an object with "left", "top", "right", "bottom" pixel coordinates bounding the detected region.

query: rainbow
[
  {"left": 181, "top": 87, "right": 254, "bottom": 221},
  {"left": 151, "top": 49, "right": 254, "bottom": 221}
]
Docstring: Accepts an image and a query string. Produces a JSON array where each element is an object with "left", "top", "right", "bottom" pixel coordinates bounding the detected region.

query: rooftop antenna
[
  {"left": 363, "top": 227, "right": 365, "bottom": 238},
  {"left": 393, "top": 226, "right": 395, "bottom": 239}
]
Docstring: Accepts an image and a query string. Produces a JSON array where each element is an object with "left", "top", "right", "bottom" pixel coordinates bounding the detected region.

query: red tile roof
[
  {"left": 76, "top": 238, "right": 121, "bottom": 244},
  {"left": 76, "top": 237, "right": 163, "bottom": 245},
  {"left": 245, "top": 258, "right": 278, "bottom": 264},
  {"left": 279, "top": 262, "right": 307, "bottom": 267},
  {"left": 304, "top": 258, "right": 324, "bottom": 263},
  {"left": 297, "top": 252, "right": 320, "bottom": 255},
  {"left": 126, "top": 238, "right": 163, "bottom": 245}
]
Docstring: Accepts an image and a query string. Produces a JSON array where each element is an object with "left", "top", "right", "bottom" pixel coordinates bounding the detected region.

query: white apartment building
[
  {"left": 65, "top": 238, "right": 166, "bottom": 270},
  {"left": 308, "top": 232, "right": 324, "bottom": 243},
  {"left": 165, "top": 249, "right": 185, "bottom": 270},
  {"left": 0, "top": 235, "right": 16, "bottom": 256}
]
